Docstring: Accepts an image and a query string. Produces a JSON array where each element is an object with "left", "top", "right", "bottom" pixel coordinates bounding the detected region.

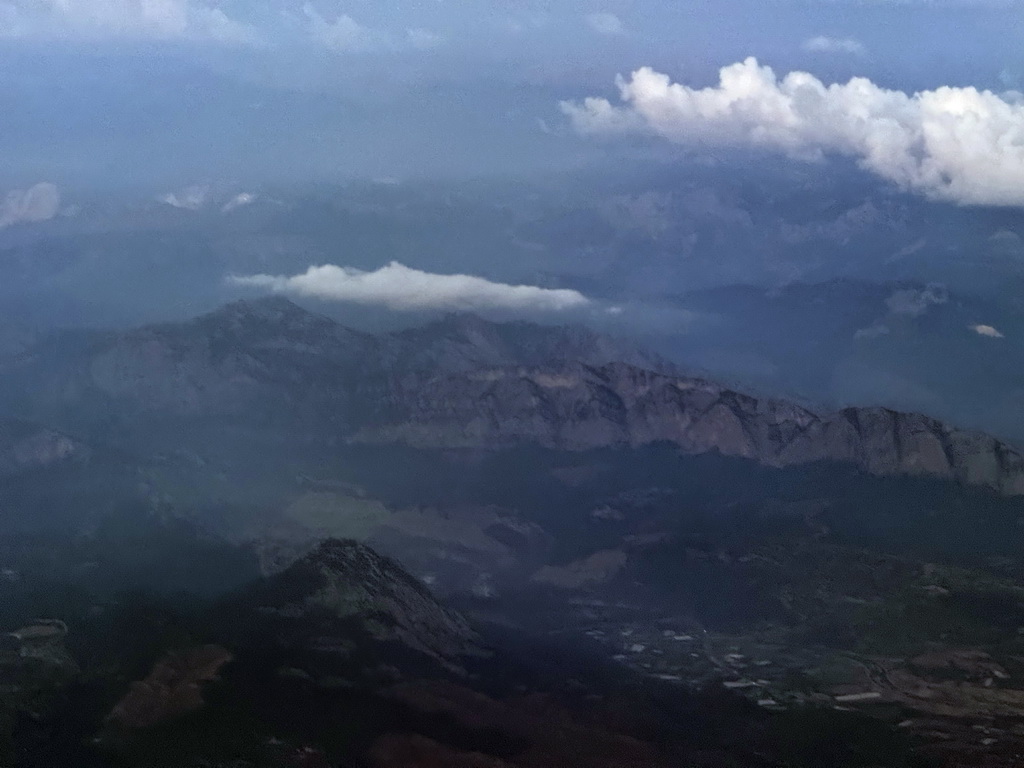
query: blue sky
[
  {"left": 0, "top": 0, "right": 1017, "bottom": 81},
  {"left": 2, "top": 0, "right": 1024, "bottom": 187}
]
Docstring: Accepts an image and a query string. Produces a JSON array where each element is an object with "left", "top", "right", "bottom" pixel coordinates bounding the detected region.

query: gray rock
[{"left": 354, "top": 362, "right": 1024, "bottom": 495}]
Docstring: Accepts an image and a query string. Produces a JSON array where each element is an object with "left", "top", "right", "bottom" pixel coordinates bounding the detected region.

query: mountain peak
[
  {"left": 189, "top": 296, "right": 373, "bottom": 348},
  {"left": 248, "top": 539, "right": 482, "bottom": 667},
  {"left": 204, "top": 296, "right": 320, "bottom": 326}
]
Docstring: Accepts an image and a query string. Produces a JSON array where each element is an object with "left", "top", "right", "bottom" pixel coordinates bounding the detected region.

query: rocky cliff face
[{"left": 353, "top": 362, "right": 1024, "bottom": 495}]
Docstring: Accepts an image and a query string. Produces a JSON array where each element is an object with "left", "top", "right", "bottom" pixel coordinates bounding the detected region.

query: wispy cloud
[
  {"left": 585, "top": 11, "right": 625, "bottom": 36},
  {"left": 302, "top": 4, "right": 443, "bottom": 53},
  {"left": 886, "top": 284, "right": 948, "bottom": 316},
  {"left": 159, "top": 185, "right": 210, "bottom": 210},
  {"left": 229, "top": 262, "right": 592, "bottom": 312},
  {"left": 563, "top": 58, "right": 1024, "bottom": 207},
  {"left": 854, "top": 324, "right": 891, "bottom": 340},
  {"left": 0, "top": 183, "right": 60, "bottom": 229},
  {"left": 222, "top": 193, "right": 258, "bottom": 213},
  {"left": 801, "top": 36, "right": 866, "bottom": 55},
  {"left": 0, "top": 0, "right": 257, "bottom": 43},
  {"left": 854, "top": 283, "right": 948, "bottom": 339},
  {"left": 0, "top": 0, "right": 445, "bottom": 48},
  {"left": 407, "top": 27, "right": 444, "bottom": 50},
  {"left": 303, "top": 3, "right": 385, "bottom": 52}
]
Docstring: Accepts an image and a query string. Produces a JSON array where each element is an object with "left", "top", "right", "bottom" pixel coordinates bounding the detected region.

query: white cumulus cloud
[
  {"left": 0, "top": 183, "right": 61, "bottom": 229},
  {"left": 229, "top": 262, "right": 593, "bottom": 313},
  {"left": 586, "top": 12, "right": 624, "bottom": 35},
  {"left": 562, "top": 57, "right": 1024, "bottom": 207},
  {"left": 971, "top": 324, "right": 1005, "bottom": 338},
  {"left": 0, "top": 0, "right": 256, "bottom": 42},
  {"left": 801, "top": 36, "right": 866, "bottom": 55}
]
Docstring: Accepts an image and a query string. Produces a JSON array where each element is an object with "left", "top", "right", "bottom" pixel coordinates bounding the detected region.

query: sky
[
  {"left": 5, "top": 0, "right": 1024, "bottom": 439},
  {"left": 3, "top": 0, "right": 1024, "bottom": 188}
]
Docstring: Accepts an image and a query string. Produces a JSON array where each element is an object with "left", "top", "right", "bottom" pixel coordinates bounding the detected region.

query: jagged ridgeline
[
  {"left": 1, "top": 298, "right": 1023, "bottom": 577},
  {"left": 1, "top": 298, "right": 1024, "bottom": 555},
  {"left": 2, "top": 297, "right": 1022, "bottom": 494}
]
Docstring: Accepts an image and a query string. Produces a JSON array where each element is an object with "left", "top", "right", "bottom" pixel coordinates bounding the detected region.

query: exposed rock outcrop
[
  {"left": 354, "top": 362, "right": 1024, "bottom": 496},
  {"left": 106, "top": 645, "right": 234, "bottom": 730}
]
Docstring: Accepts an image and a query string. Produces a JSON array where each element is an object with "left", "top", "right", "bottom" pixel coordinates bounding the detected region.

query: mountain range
[
  {"left": 3, "top": 297, "right": 1022, "bottom": 496},
  {"left": 6, "top": 299, "right": 1024, "bottom": 766}
]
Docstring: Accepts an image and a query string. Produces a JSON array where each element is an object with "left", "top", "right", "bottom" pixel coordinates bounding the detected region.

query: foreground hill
[
  {"left": 1, "top": 531, "right": 928, "bottom": 768},
  {"left": 238, "top": 537, "right": 483, "bottom": 669}
]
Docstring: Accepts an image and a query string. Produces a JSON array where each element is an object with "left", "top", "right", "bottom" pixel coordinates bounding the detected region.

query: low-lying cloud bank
[
  {"left": 563, "top": 57, "right": 1024, "bottom": 207},
  {"left": 0, "top": 183, "right": 60, "bottom": 229},
  {"left": 230, "top": 262, "right": 592, "bottom": 312}
]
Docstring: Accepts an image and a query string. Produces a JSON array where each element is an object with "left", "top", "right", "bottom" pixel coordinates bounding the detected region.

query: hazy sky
[{"left": 2, "top": 0, "right": 1024, "bottom": 187}]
